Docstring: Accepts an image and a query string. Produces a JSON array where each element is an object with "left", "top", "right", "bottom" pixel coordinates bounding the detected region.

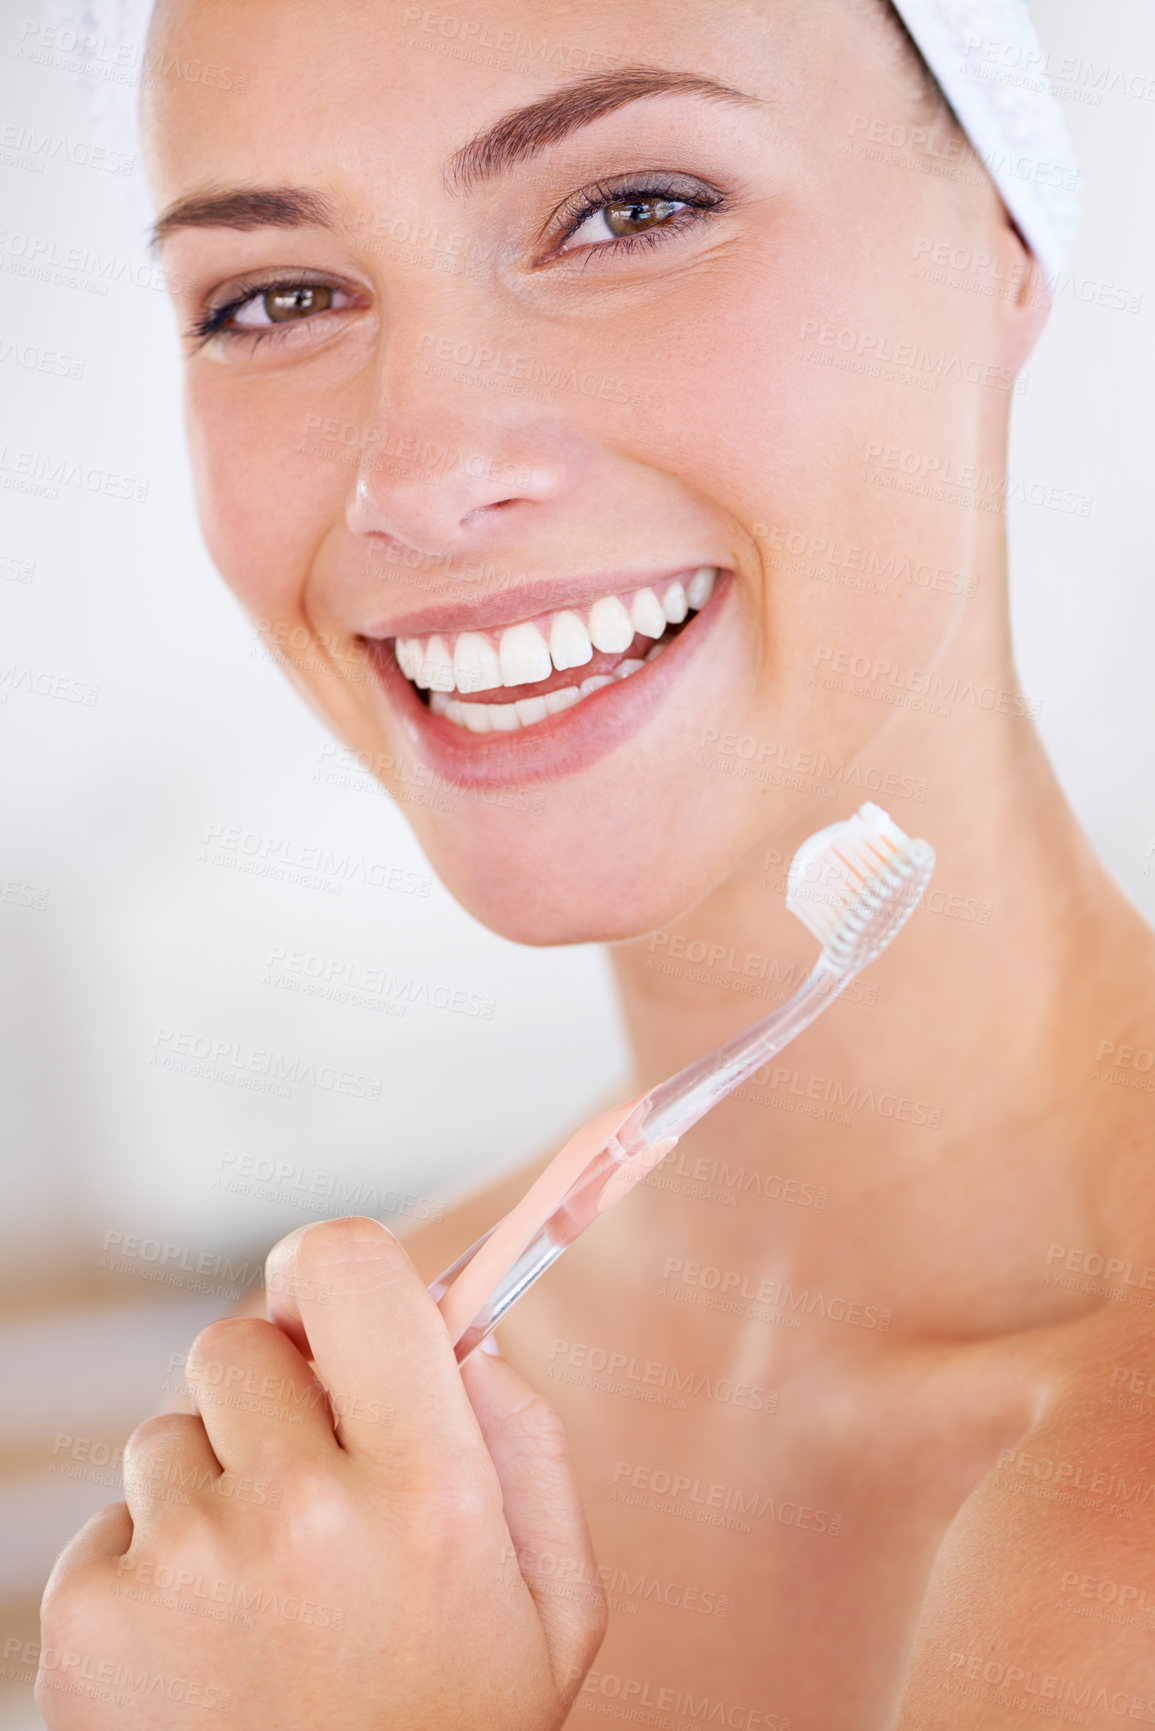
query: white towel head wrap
[
  {"left": 49, "top": 0, "right": 1079, "bottom": 275},
  {"left": 890, "top": 0, "right": 1080, "bottom": 277}
]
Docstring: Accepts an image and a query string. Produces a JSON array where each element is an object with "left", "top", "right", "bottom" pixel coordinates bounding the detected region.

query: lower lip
[{"left": 365, "top": 572, "right": 731, "bottom": 789}]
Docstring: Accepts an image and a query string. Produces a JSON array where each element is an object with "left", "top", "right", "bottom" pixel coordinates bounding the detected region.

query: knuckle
[
  {"left": 121, "top": 1414, "right": 164, "bottom": 1459},
  {"left": 276, "top": 1464, "right": 358, "bottom": 1550},
  {"left": 297, "top": 1215, "right": 401, "bottom": 1276},
  {"left": 41, "top": 1561, "right": 108, "bottom": 1649},
  {"left": 155, "top": 1498, "right": 224, "bottom": 1559},
  {"left": 505, "top": 1391, "right": 574, "bottom": 1464},
  {"left": 188, "top": 1314, "right": 271, "bottom": 1369},
  {"left": 122, "top": 1412, "right": 201, "bottom": 1467}
]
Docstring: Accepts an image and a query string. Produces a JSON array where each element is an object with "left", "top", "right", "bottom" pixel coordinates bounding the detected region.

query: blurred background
[{"left": 1, "top": 0, "right": 1153, "bottom": 1723}]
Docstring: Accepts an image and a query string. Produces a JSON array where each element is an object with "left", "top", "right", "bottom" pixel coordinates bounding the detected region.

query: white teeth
[
  {"left": 549, "top": 610, "right": 594, "bottom": 672},
  {"left": 430, "top": 654, "right": 649, "bottom": 733},
  {"left": 453, "top": 631, "right": 503, "bottom": 694},
  {"left": 444, "top": 684, "right": 584, "bottom": 732},
  {"left": 662, "top": 581, "right": 688, "bottom": 624},
  {"left": 687, "top": 566, "right": 717, "bottom": 610},
  {"left": 398, "top": 568, "right": 720, "bottom": 704},
  {"left": 417, "top": 634, "right": 455, "bottom": 691},
  {"left": 588, "top": 595, "right": 635, "bottom": 653},
  {"left": 630, "top": 588, "right": 667, "bottom": 639},
  {"left": 499, "top": 621, "right": 552, "bottom": 687},
  {"left": 400, "top": 638, "right": 424, "bottom": 683}
]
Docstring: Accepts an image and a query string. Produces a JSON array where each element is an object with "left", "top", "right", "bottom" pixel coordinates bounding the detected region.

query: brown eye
[
  {"left": 263, "top": 285, "right": 335, "bottom": 322},
  {"left": 554, "top": 181, "right": 717, "bottom": 258},
  {"left": 603, "top": 198, "right": 682, "bottom": 237}
]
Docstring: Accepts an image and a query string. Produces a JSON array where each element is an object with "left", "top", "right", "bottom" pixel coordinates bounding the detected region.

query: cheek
[
  {"left": 589, "top": 215, "right": 984, "bottom": 523},
  {"left": 183, "top": 368, "right": 353, "bottom": 626},
  {"left": 574, "top": 260, "right": 980, "bottom": 806},
  {"left": 608, "top": 230, "right": 982, "bottom": 664}
]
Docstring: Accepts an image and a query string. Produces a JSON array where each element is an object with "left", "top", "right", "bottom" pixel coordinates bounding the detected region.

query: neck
[{"left": 607, "top": 538, "right": 1153, "bottom": 1338}]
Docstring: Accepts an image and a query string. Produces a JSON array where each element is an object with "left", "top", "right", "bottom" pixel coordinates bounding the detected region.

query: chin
[{"left": 421, "top": 819, "right": 733, "bottom": 948}]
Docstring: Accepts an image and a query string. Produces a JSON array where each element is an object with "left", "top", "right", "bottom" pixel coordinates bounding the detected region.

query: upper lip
[{"left": 358, "top": 565, "right": 721, "bottom": 641}]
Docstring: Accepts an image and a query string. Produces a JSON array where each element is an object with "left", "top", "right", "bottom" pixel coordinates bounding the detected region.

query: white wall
[{"left": 1007, "top": 5, "right": 1155, "bottom": 903}]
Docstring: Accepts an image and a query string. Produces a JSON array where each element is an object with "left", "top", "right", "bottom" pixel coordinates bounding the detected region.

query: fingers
[
  {"left": 265, "top": 1218, "right": 490, "bottom": 1468},
  {"left": 121, "top": 1412, "right": 221, "bottom": 1524},
  {"left": 183, "top": 1316, "right": 337, "bottom": 1476},
  {"left": 39, "top": 1504, "right": 133, "bottom": 1731},
  {"left": 461, "top": 1348, "right": 607, "bottom": 1693},
  {"left": 43, "top": 1501, "right": 133, "bottom": 1600}
]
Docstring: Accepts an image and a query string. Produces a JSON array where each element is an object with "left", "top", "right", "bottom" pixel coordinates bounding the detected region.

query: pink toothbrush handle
[{"left": 431, "top": 1097, "right": 675, "bottom": 1361}]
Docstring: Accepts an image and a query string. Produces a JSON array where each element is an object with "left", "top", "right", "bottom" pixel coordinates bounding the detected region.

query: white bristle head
[{"left": 786, "top": 803, "right": 934, "bottom": 972}]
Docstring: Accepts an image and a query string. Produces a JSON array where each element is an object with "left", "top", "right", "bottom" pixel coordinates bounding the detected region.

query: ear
[{"left": 1000, "top": 219, "right": 1051, "bottom": 371}]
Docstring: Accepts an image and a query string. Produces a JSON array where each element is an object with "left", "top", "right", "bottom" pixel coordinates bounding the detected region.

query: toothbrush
[{"left": 430, "top": 802, "right": 935, "bottom": 1362}]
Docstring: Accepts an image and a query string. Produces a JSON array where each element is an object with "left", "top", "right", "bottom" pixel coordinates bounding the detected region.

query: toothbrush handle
[
  {"left": 433, "top": 1130, "right": 664, "bottom": 1363},
  {"left": 430, "top": 962, "right": 854, "bottom": 1361},
  {"left": 641, "top": 959, "right": 849, "bottom": 1143},
  {"left": 433, "top": 1220, "right": 572, "bottom": 1363}
]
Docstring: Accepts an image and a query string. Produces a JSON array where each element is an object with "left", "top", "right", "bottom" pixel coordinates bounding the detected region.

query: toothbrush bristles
[{"left": 785, "top": 803, "right": 934, "bottom": 971}]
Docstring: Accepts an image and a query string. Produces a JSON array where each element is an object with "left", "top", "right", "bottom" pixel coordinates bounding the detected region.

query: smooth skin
[
  {"left": 38, "top": 1218, "right": 604, "bottom": 1729},
  {"left": 41, "top": 0, "right": 1155, "bottom": 1725}
]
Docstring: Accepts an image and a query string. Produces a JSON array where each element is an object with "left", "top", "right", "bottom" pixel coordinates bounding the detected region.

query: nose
[{"left": 345, "top": 335, "right": 562, "bottom": 554}]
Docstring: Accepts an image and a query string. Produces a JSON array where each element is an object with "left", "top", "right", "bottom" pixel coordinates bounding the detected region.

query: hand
[{"left": 37, "top": 1217, "right": 606, "bottom": 1729}]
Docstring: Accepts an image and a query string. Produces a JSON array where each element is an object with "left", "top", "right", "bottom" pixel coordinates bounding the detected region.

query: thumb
[{"left": 460, "top": 1346, "right": 607, "bottom": 1695}]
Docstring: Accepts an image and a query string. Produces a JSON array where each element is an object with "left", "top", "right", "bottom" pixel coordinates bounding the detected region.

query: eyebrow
[
  {"left": 149, "top": 65, "right": 760, "bottom": 248},
  {"left": 150, "top": 186, "right": 335, "bottom": 250},
  {"left": 447, "top": 65, "right": 762, "bottom": 191}
]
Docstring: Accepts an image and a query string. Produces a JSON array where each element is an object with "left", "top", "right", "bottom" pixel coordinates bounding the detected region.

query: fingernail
[{"left": 480, "top": 1332, "right": 502, "bottom": 1356}]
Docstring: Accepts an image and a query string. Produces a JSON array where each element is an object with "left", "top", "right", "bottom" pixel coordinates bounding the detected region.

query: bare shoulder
[{"left": 897, "top": 1300, "right": 1155, "bottom": 1728}]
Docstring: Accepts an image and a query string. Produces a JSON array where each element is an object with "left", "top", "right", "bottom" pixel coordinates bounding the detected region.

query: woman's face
[{"left": 146, "top": 0, "right": 1032, "bottom": 943}]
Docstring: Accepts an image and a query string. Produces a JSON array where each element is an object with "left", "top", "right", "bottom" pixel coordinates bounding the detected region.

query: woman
[{"left": 38, "top": 0, "right": 1155, "bottom": 1724}]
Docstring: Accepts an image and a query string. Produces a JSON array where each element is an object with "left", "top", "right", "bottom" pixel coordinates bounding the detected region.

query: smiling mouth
[{"left": 384, "top": 567, "right": 719, "bottom": 734}]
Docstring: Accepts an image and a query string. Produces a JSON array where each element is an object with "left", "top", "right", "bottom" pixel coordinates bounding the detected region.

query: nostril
[{"left": 462, "top": 495, "right": 522, "bottom": 524}]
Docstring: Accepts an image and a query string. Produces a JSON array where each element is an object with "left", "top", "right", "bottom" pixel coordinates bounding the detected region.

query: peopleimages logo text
[{"left": 150, "top": 1028, "right": 383, "bottom": 1101}]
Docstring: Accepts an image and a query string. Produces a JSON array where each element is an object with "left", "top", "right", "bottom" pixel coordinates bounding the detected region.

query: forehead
[{"left": 143, "top": 0, "right": 817, "bottom": 193}]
